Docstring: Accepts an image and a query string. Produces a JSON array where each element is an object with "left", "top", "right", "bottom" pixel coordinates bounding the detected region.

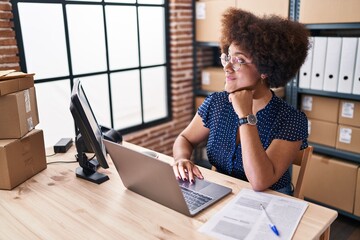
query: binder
[
  {"left": 310, "top": 37, "right": 327, "bottom": 90},
  {"left": 323, "top": 37, "right": 342, "bottom": 92},
  {"left": 337, "top": 37, "right": 358, "bottom": 93},
  {"left": 352, "top": 37, "right": 360, "bottom": 95},
  {"left": 299, "top": 37, "right": 314, "bottom": 89}
]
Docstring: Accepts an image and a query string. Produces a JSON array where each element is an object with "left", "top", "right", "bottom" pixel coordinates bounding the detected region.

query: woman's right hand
[
  {"left": 172, "top": 113, "right": 208, "bottom": 183},
  {"left": 228, "top": 89, "right": 254, "bottom": 118},
  {"left": 172, "top": 158, "right": 204, "bottom": 183}
]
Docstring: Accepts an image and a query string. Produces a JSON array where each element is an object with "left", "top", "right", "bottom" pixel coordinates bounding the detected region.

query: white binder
[
  {"left": 299, "top": 37, "right": 314, "bottom": 89},
  {"left": 323, "top": 37, "right": 342, "bottom": 92},
  {"left": 310, "top": 37, "right": 328, "bottom": 90},
  {"left": 352, "top": 37, "right": 360, "bottom": 95},
  {"left": 337, "top": 37, "right": 358, "bottom": 93}
]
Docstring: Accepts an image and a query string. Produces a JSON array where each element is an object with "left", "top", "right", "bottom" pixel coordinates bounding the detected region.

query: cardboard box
[
  {"left": 0, "top": 87, "right": 39, "bottom": 139},
  {"left": 0, "top": 74, "right": 34, "bottom": 97},
  {"left": 303, "top": 154, "right": 358, "bottom": 213},
  {"left": 201, "top": 67, "right": 225, "bottom": 92},
  {"left": 308, "top": 119, "right": 338, "bottom": 147},
  {"left": 336, "top": 125, "right": 360, "bottom": 154},
  {"left": 301, "top": 95, "right": 339, "bottom": 123},
  {"left": 196, "top": 0, "right": 236, "bottom": 42},
  {"left": 338, "top": 100, "right": 360, "bottom": 128},
  {"left": 354, "top": 168, "right": 360, "bottom": 217},
  {"left": 299, "top": 0, "right": 360, "bottom": 24},
  {"left": 0, "top": 129, "right": 47, "bottom": 190},
  {"left": 236, "top": 0, "right": 289, "bottom": 18}
]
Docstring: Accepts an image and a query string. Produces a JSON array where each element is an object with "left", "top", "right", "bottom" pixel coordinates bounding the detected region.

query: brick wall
[
  {"left": 0, "top": 0, "right": 20, "bottom": 71},
  {"left": 1, "top": 0, "right": 194, "bottom": 157}
]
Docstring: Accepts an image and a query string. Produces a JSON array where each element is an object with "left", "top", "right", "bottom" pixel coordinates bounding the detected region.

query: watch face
[{"left": 247, "top": 114, "right": 257, "bottom": 125}]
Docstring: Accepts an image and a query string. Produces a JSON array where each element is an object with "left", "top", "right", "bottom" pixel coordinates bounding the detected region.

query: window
[{"left": 12, "top": 0, "right": 170, "bottom": 147}]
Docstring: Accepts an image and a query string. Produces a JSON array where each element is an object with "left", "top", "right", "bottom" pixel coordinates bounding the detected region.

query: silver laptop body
[{"left": 103, "top": 139, "right": 232, "bottom": 216}]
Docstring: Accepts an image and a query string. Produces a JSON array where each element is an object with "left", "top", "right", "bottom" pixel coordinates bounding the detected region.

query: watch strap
[
  {"left": 238, "top": 114, "right": 257, "bottom": 126},
  {"left": 238, "top": 117, "right": 248, "bottom": 126}
]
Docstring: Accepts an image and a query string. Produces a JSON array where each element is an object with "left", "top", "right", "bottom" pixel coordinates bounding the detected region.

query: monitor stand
[
  {"left": 74, "top": 135, "right": 109, "bottom": 184},
  {"left": 75, "top": 152, "right": 109, "bottom": 184}
]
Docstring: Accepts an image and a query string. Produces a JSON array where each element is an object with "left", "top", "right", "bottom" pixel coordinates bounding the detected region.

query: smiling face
[{"left": 223, "top": 43, "right": 262, "bottom": 93}]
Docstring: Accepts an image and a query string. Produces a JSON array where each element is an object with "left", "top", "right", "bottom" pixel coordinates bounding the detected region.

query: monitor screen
[{"left": 70, "top": 79, "right": 110, "bottom": 184}]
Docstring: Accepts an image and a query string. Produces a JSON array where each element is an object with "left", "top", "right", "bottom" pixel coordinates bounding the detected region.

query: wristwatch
[{"left": 238, "top": 114, "right": 257, "bottom": 126}]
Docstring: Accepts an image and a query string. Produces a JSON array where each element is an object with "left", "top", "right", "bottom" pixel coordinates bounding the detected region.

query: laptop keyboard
[{"left": 180, "top": 187, "right": 213, "bottom": 211}]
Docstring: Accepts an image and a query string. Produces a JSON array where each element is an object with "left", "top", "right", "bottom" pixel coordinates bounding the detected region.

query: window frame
[{"left": 11, "top": 0, "right": 171, "bottom": 136}]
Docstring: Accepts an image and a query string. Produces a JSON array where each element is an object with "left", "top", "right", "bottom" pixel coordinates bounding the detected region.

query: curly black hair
[{"left": 220, "top": 8, "right": 310, "bottom": 88}]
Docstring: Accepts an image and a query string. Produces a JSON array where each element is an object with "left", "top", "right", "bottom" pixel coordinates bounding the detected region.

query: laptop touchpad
[{"left": 179, "top": 179, "right": 210, "bottom": 191}]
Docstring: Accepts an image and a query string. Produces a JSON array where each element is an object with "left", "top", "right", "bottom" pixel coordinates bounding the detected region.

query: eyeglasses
[{"left": 219, "top": 53, "right": 252, "bottom": 71}]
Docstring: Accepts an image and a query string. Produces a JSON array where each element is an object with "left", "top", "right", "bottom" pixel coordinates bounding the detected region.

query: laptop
[{"left": 103, "top": 139, "right": 232, "bottom": 216}]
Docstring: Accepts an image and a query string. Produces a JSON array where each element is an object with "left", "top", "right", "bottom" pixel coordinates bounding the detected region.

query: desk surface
[{"left": 0, "top": 142, "right": 337, "bottom": 240}]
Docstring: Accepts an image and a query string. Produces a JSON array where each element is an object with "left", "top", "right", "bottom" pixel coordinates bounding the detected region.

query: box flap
[{"left": 0, "top": 71, "right": 35, "bottom": 81}]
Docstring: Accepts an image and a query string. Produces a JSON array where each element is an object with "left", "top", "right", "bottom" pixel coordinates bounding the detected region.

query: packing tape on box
[
  {"left": 22, "top": 137, "right": 35, "bottom": 175},
  {"left": 27, "top": 117, "right": 34, "bottom": 131},
  {"left": 24, "top": 89, "right": 31, "bottom": 113}
]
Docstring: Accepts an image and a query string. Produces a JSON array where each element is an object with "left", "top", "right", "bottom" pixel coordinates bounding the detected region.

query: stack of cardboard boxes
[
  {"left": 297, "top": 94, "right": 360, "bottom": 217},
  {"left": 301, "top": 94, "right": 360, "bottom": 154},
  {"left": 0, "top": 70, "right": 46, "bottom": 190}
]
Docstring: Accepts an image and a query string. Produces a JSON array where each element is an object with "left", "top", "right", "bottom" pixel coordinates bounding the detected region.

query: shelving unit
[
  {"left": 192, "top": 0, "right": 360, "bottom": 221},
  {"left": 309, "top": 143, "right": 360, "bottom": 164},
  {"left": 290, "top": 0, "right": 360, "bottom": 221},
  {"left": 288, "top": 4, "right": 360, "bottom": 165},
  {"left": 193, "top": 42, "right": 221, "bottom": 100}
]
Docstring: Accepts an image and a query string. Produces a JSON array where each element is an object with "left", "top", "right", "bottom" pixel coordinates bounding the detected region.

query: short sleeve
[
  {"left": 197, "top": 94, "right": 213, "bottom": 128},
  {"left": 277, "top": 110, "right": 308, "bottom": 150}
]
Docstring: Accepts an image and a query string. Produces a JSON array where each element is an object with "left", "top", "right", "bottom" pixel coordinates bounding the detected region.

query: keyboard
[{"left": 180, "top": 187, "right": 213, "bottom": 211}]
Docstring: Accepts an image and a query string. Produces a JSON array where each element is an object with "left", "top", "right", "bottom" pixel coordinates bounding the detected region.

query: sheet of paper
[{"left": 199, "top": 188, "right": 308, "bottom": 240}]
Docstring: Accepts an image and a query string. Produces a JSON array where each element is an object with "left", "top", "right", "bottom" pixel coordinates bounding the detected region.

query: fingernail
[
  {"left": 191, "top": 179, "right": 195, "bottom": 183},
  {"left": 177, "top": 176, "right": 181, "bottom": 180},
  {"left": 183, "top": 177, "right": 188, "bottom": 181}
]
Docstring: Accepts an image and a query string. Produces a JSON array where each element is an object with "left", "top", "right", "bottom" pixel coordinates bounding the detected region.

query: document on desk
[{"left": 199, "top": 188, "right": 308, "bottom": 240}]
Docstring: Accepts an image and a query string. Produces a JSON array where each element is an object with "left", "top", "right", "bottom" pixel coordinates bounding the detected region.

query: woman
[{"left": 172, "top": 8, "right": 310, "bottom": 195}]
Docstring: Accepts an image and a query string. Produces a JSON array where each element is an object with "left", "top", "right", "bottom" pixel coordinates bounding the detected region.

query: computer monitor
[{"left": 70, "top": 79, "right": 122, "bottom": 184}]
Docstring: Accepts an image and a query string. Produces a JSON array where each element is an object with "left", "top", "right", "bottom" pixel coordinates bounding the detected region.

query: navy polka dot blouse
[{"left": 198, "top": 91, "right": 308, "bottom": 191}]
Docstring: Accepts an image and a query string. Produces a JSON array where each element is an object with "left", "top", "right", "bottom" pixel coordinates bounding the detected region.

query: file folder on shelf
[
  {"left": 323, "top": 37, "right": 342, "bottom": 92},
  {"left": 352, "top": 38, "right": 360, "bottom": 95},
  {"left": 310, "top": 37, "right": 327, "bottom": 90},
  {"left": 337, "top": 37, "right": 358, "bottom": 94},
  {"left": 299, "top": 37, "right": 314, "bottom": 89}
]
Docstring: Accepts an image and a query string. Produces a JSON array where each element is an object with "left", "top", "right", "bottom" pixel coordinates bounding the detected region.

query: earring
[{"left": 260, "top": 74, "right": 267, "bottom": 84}]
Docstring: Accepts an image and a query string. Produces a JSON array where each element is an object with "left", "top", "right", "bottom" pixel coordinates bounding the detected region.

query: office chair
[{"left": 292, "top": 146, "right": 313, "bottom": 199}]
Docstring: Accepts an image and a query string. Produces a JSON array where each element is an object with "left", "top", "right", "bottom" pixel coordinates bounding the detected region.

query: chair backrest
[
  {"left": 293, "top": 146, "right": 313, "bottom": 199},
  {"left": 211, "top": 146, "right": 313, "bottom": 199}
]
